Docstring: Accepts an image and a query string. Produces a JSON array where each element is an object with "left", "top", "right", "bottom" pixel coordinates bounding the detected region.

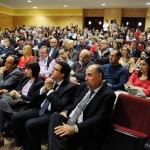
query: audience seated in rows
[
  {"left": 12, "top": 61, "right": 76, "bottom": 150},
  {"left": 0, "top": 61, "right": 44, "bottom": 132},
  {"left": 47, "top": 64, "right": 116, "bottom": 150}
]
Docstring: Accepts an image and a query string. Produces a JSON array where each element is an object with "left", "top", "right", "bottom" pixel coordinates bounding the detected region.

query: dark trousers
[
  {"left": 12, "top": 108, "right": 51, "bottom": 150},
  {"left": 48, "top": 112, "right": 102, "bottom": 150}
]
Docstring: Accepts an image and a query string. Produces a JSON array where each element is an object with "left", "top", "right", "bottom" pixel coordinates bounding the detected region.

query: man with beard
[
  {"left": 70, "top": 49, "right": 93, "bottom": 83},
  {"left": 47, "top": 64, "right": 116, "bottom": 150},
  {"left": 90, "top": 39, "right": 110, "bottom": 65}
]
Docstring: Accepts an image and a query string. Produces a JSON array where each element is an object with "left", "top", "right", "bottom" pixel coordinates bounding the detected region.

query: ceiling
[{"left": 0, "top": 0, "right": 150, "bottom": 9}]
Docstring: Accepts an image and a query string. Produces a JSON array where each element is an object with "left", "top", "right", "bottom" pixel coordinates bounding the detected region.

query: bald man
[
  {"left": 70, "top": 49, "right": 93, "bottom": 83},
  {"left": 67, "top": 40, "right": 79, "bottom": 61},
  {"left": 49, "top": 38, "right": 59, "bottom": 59}
]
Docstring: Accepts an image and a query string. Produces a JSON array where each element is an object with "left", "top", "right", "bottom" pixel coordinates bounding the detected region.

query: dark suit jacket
[
  {"left": 16, "top": 76, "right": 44, "bottom": 102},
  {"left": 76, "top": 44, "right": 91, "bottom": 51},
  {"left": 65, "top": 82, "right": 116, "bottom": 135},
  {"left": 49, "top": 47, "right": 59, "bottom": 59},
  {"left": 69, "top": 48, "right": 79, "bottom": 61},
  {"left": 0, "top": 67, "right": 22, "bottom": 90},
  {"left": 29, "top": 79, "right": 76, "bottom": 112},
  {"left": 91, "top": 50, "right": 110, "bottom": 65},
  {"left": 131, "top": 48, "right": 141, "bottom": 58},
  {"left": 71, "top": 61, "right": 93, "bottom": 83}
]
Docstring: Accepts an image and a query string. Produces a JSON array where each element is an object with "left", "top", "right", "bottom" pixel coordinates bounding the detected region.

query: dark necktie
[
  {"left": 67, "top": 90, "right": 94, "bottom": 125},
  {"left": 39, "top": 83, "right": 59, "bottom": 116}
]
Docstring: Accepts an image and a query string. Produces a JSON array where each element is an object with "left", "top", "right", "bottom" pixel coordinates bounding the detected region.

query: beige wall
[
  {"left": 0, "top": 5, "right": 149, "bottom": 31},
  {"left": 13, "top": 16, "right": 83, "bottom": 29},
  {"left": 83, "top": 9, "right": 104, "bottom": 17},
  {"left": 0, "top": 13, "right": 13, "bottom": 31},
  {"left": 104, "top": 8, "right": 122, "bottom": 26}
]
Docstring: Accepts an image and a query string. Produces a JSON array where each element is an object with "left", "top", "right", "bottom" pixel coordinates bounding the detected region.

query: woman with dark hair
[
  {"left": 0, "top": 61, "right": 44, "bottom": 132},
  {"left": 126, "top": 57, "right": 150, "bottom": 96}
]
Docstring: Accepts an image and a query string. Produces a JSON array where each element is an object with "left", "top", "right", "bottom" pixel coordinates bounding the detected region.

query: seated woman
[
  {"left": 119, "top": 44, "right": 135, "bottom": 74},
  {"left": 17, "top": 45, "right": 36, "bottom": 71},
  {"left": 0, "top": 61, "right": 44, "bottom": 131},
  {"left": 134, "top": 50, "right": 150, "bottom": 69},
  {"left": 126, "top": 57, "right": 150, "bottom": 97}
]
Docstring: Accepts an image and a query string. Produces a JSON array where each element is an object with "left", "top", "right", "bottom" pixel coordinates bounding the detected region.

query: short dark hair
[
  {"left": 26, "top": 61, "right": 40, "bottom": 78},
  {"left": 40, "top": 46, "right": 49, "bottom": 54},
  {"left": 94, "top": 64, "right": 104, "bottom": 79},
  {"left": 9, "top": 55, "right": 19, "bottom": 65},
  {"left": 113, "top": 49, "right": 122, "bottom": 57},
  {"left": 56, "top": 61, "right": 71, "bottom": 79},
  {"left": 58, "top": 47, "right": 68, "bottom": 53}
]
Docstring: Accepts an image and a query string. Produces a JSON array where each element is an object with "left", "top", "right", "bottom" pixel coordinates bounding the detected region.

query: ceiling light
[
  {"left": 146, "top": 3, "right": 150, "bottom": 5},
  {"left": 27, "top": 0, "right": 32, "bottom": 2},
  {"left": 101, "top": 3, "right": 106, "bottom": 6},
  {"left": 33, "top": 6, "right": 37, "bottom": 9},
  {"left": 64, "top": 4, "right": 68, "bottom": 8}
]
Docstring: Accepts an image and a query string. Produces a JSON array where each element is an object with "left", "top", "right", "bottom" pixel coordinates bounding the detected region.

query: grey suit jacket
[{"left": 0, "top": 67, "right": 22, "bottom": 90}]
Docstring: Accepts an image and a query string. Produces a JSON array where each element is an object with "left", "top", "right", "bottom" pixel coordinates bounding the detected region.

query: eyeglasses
[
  {"left": 38, "top": 52, "right": 46, "bottom": 54},
  {"left": 109, "top": 55, "right": 117, "bottom": 58}
]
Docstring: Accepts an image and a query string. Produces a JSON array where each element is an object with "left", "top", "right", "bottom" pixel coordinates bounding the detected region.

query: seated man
[
  {"left": 67, "top": 40, "right": 79, "bottom": 61},
  {"left": 0, "top": 55, "right": 21, "bottom": 91},
  {"left": 102, "top": 50, "right": 128, "bottom": 91},
  {"left": 91, "top": 39, "right": 110, "bottom": 65},
  {"left": 38, "top": 46, "right": 53, "bottom": 77},
  {"left": 48, "top": 64, "right": 116, "bottom": 150},
  {"left": 70, "top": 49, "right": 93, "bottom": 83},
  {"left": 48, "top": 47, "right": 74, "bottom": 75},
  {"left": 0, "top": 38, "right": 14, "bottom": 65},
  {"left": 12, "top": 61, "right": 77, "bottom": 150}
]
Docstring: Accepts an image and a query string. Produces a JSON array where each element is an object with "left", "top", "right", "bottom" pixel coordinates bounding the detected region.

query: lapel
[
  {"left": 55, "top": 80, "right": 71, "bottom": 97},
  {"left": 84, "top": 85, "right": 104, "bottom": 111},
  {"left": 4, "top": 68, "right": 16, "bottom": 80}
]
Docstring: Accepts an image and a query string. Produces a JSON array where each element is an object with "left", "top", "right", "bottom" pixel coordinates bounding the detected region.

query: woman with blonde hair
[
  {"left": 119, "top": 44, "right": 135, "bottom": 73},
  {"left": 17, "top": 45, "right": 36, "bottom": 71}
]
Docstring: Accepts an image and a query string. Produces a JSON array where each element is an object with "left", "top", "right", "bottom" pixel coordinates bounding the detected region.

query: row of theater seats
[{"left": 103, "top": 93, "right": 150, "bottom": 150}]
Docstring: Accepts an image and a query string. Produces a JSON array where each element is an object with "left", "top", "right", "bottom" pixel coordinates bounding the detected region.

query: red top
[
  {"left": 90, "top": 45, "right": 98, "bottom": 54},
  {"left": 127, "top": 70, "right": 150, "bottom": 96},
  {"left": 18, "top": 56, "right": 36, "bottom": 68}
]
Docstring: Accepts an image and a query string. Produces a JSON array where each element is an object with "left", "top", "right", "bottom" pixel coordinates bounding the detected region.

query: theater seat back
[{"left": 113, "top": 94, "right": 150, "bottom": 137}]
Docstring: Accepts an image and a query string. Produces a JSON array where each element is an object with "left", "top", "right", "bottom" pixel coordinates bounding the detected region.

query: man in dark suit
[
  {"left": 48, "top": 64, "right": 116, "bottom": 150},
  {"left": 70, "top": 49, "right": 93, "bottom": 83},
  {"left": 12, "top": 61, "right": 76, "bottom": 150},
  {"left": 67, "top": 40, "right": 79, "bottom": 61},
  {"left": 131, "top": 41, "right": 141, "bottom": 58},
  {"left": 48, "top": 38, "right": 59, "bottom": 59},
  {"left": 0, "top": 55, "right": 21, "bottom": 91},
  {"left": 76, "top": 36, "right": 91, "bottom": 51}
]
